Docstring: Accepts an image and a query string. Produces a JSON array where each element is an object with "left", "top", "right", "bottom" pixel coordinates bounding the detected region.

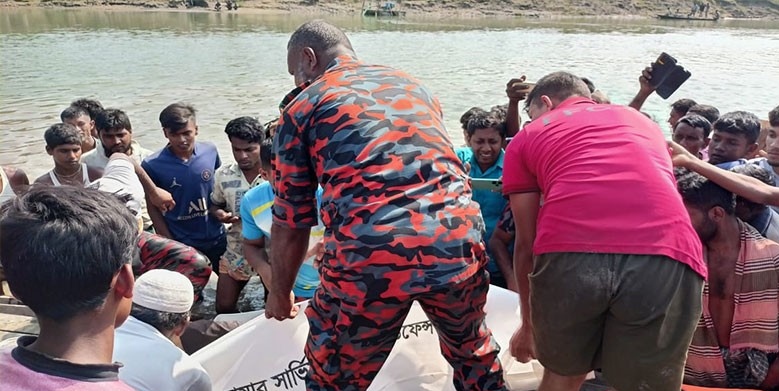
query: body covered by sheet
[{"left": 192, "top": 286, "right": 541, "bottom": 391}]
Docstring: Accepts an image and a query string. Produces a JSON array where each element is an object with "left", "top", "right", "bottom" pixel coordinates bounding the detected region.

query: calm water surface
[{"left": 2, "top": 9, "right": 778, "bottom": 178}]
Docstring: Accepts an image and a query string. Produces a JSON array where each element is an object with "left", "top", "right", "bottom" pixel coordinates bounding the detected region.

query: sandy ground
[{"left": 1, "top": 0, "right": 778, "bottom": 20}]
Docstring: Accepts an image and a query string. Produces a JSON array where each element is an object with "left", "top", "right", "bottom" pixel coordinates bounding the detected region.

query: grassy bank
[{"left": 2, "top": 0, "right": 779, "bottom": 20}]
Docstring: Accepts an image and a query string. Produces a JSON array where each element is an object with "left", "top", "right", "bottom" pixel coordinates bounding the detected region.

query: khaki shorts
[{"left": 530, "top": 252, "right": 703, "bottom": 391}]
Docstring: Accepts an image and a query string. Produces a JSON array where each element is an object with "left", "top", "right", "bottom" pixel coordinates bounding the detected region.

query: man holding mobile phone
[{"left": 630, "top": 69, "right": 697, "bottom": 129}]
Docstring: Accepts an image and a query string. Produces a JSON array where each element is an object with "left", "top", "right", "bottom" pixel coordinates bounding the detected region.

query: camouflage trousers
[
  {"left": 304, "top": 269, "right": 507, "bottom": 391},
  {"left": 136, "top": 232, "right": 213, "bottom": 300}
]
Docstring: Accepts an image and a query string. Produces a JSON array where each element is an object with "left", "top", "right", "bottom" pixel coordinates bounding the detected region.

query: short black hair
[
  {"left": 732, "top": 164, "right": 775, "bottom": 186},
  {"left": 459, "top": 107, "right": 486, "bottom": 131},
  {"left": 731, "top": 164, "right": 773, "bottom": 212},
  {"left": 130, "top": 303, "right": 189, "bottom": 333},
  {"left": 580, "top": 77, "right": 596, "bottom": 93},
  {"left": 769, "top": 105, "right": 779, "bottom": 128},
  {"left": 687, "top": 104, "right": 720, "bottom": 124},
  {"left": 60, "top": 105, "right": 90, "bottom": 122},
  {"left": 287, "top": 19, "right": 354, "bottom": 53},
  {"left": 44, "top": 123, "right": 82, "bottom": 148},
  {"left": 0, "top": 186, "right": 138, "bottom": 321},
  {"left": 671, "top": 99, "right": 697, "bottom": 115},
  {"left": 675, "top": 168, "right": 735, "bottom": 215},
  {"left": 466, "top": 111, "right": 506, "bottom": 139},
  {"left": 260, "top": 138, "right": 273, "bottom": 169},
  {"left": 159, "top": 103, "right": 196, "bottom": 133},
  {"left": 489, "top": 104, "right": 508, "bottom": 126},
  {"left": 224, "top": 116, "right": 265, "bottom": 144},
  {"left": 676, "top": 114, "right": 713, "bottom": 138},
  {"left": 712, "top": 111, "right": 762, "bottom": 144},
  {"left": 70, "top": 98, "right": 104, "bottom": 120},
  {"left": 525, "top": 71, "right": 590, "bottom": 110},
  {"left": 95, "top": 108, "right": 133, "bottom": 134}
]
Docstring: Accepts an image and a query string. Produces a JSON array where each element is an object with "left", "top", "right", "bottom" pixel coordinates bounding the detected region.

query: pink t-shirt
[
  {"left": 503, "top": 97, "right": 706, "bottom": 279},
  {"left": 0, "top": 337, "right": 134, "bottom": 391}
]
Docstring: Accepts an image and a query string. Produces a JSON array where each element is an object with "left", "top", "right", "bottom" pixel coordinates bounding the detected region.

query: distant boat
[
  {"left": 362, "top": 0, "right": 405, "bottom": 17},
  {"left": 657, "top": 13, "right": 720, "bottom": 21}
]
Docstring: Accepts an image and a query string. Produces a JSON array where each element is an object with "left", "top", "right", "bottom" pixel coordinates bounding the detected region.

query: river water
[{"left": 1, "top": 9, "right": 778, "bottom": 179}]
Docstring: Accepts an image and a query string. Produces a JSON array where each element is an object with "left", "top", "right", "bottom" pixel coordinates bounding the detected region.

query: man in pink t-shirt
[
  {"left": 0, "top": 186, "right": 137, "bottom": 391},
  {"left": 503, "top": 71, "right": 706, "bottom": 391}
]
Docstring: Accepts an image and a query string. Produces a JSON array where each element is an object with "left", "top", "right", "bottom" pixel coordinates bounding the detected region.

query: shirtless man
[
  {"left": 677, "top": 169, "right": 779, "bottom": 389},
  {"left": 34, "top": 123, "right": 101, "bottom": 187}
]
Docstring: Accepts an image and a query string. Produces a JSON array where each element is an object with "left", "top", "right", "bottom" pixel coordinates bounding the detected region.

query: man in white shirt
[
  {"left": 82, "top": 108, "right": 154, "bottom": 229},
  {"left": 88, "top": 153, "right": 145, "bottom": 232},
  {"left": 113, "top": 269, "right": 212, "bottom": 391}
]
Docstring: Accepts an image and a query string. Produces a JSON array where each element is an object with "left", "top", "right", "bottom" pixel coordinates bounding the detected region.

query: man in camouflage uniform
[{"left": 265, "top": 20, "right": 507, "bottom": 391}]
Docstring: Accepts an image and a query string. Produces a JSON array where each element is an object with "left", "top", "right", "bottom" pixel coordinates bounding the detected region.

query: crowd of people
[{"left": 1, "top": 18, "right": 779, "bottom": 391}]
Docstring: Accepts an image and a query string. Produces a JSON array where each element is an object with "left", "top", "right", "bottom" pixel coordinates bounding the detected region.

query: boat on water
[
  {"left": 657, "top": 13, "right": 720, "bottom": 21},
  {"left": 362, "top": 0, "right": 405, "bottom": 17}
]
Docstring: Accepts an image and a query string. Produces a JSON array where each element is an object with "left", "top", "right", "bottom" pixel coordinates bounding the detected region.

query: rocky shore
[{"left": 2, "top": 0, "right": 778, "bottom": 20}]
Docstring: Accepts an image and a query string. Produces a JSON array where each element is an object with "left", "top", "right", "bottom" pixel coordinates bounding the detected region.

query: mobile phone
[
  {"left": 648, "top": 52, "right": 678, "bottom": 89},
  {"left": 656, "top": 66, "right": 691, "bottom": 99},
  {"left": 648, "top": 52, "right": 691, "bottom": 99},
  {"left": 471, "top": 178, "right": 502, "bottom": 192}
]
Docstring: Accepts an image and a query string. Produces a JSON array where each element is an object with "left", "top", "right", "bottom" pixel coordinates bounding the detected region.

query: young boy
[
  {"left": 142, "top": 103, "right": 226, "bottom": 268},
  {"left": 61, "top": 105, "right": 101, "bottom": 154},
  {"left": 210, "top": 117, "right": 264, "bottom": 313},
  {"left": 707, "top": 111, "right": 761, "bottom": 168},
  {"left": 0, "top": 186, "right": 138, "bottom": 390},
  {"left": 34, "top": 123, "right": 101, "bottom": 187}
]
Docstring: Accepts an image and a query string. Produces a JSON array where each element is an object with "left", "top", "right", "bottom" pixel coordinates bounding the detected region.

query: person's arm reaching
[
  {"left": 111, "top": 153, "right": 175, "bottom": 213},
  {"left": 508, "top": 191, "right": 540, "bottom": 363},
  {"left": 146, "top": 202, "right": 172, "bottom": 238},
  {"left": 240, "top": 199, "right": 273, "bottom": 289},
  {"left": 670, "top": 140, "right": 779, "bottom": 205},
  {"left": 265, "top": 223, "right": 310, "bottom": 320},
  {"left": 134, "top": 163, "right": 174, "bottom": 213},
  {"left": 266, "top": 90, "right": 318, "bottom": 321},
  {"left": 505, "top": 77, "right": 531, "bottom": 137},
  {"left": 243, "top": 236, "right": 272, "bottom": 288},
  {"left": 628, "top": 66, "right": 656, "bottom": 111},
  {"left": 102, "top": 152, "right": 173, "bottom": 239}
]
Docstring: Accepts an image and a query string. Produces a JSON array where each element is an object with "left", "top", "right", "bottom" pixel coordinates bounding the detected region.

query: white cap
[{"left": 133, "top": 270, "right": 194, "bottom": 313}]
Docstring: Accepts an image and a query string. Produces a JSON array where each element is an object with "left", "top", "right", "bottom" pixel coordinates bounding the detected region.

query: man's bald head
[
  {"left": 287, "top": 20, "right": 354, "bottom": 55},
  {"left": 286, "top": 20, "right": 356, "bottom": 87}
]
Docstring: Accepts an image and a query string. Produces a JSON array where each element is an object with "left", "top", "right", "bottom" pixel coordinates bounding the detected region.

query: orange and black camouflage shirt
[{"left": 272, "top": 55, "right": 487, "bottom": 300}]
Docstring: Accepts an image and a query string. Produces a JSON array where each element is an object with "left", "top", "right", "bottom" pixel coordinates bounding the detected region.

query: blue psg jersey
[{"left": 142, "top": 141, "right": 225, "bottom": 247}]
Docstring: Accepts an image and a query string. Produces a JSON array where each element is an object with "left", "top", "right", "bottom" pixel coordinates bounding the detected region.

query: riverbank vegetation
[{"left": 1, "top": 0, "right": 778, "bottom": 20}]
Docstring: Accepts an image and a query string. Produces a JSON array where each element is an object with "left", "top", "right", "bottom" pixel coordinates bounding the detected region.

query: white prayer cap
[{"left": 133, "top": 270, "right": 194, "bottom": 313}]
